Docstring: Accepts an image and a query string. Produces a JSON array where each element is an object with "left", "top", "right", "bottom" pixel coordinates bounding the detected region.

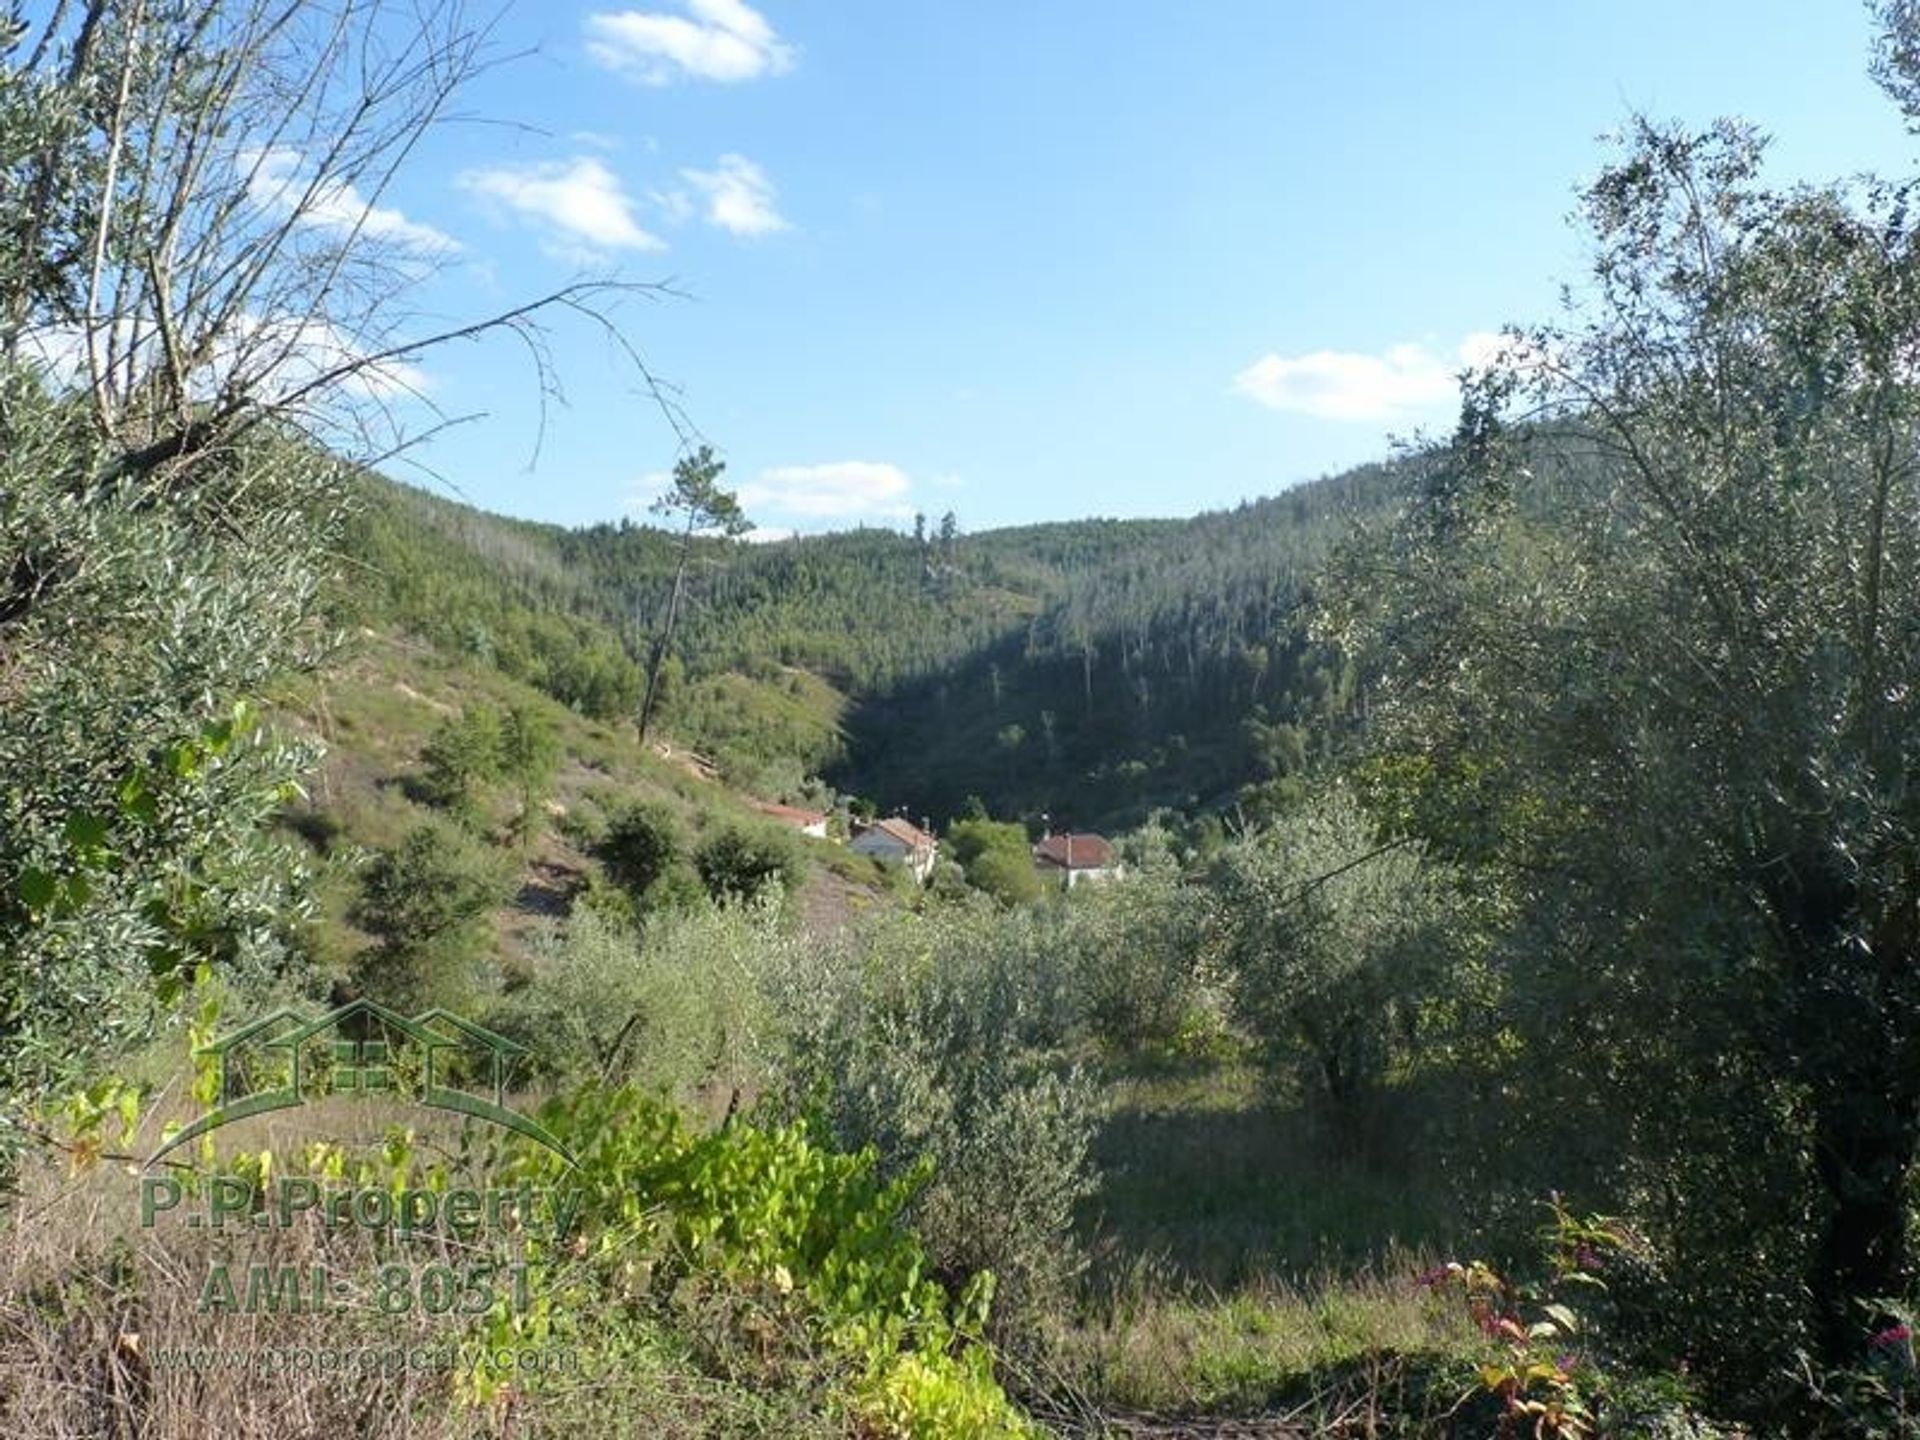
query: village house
[
  {"left": 1032, "top": 830, "right": 1120, "bottom": 890},
  {"left": 850, "top": 815, "right": 939, "bottom": 883},
  {"left": 750, "top": 799, "right": 829, "bottom": 838}
]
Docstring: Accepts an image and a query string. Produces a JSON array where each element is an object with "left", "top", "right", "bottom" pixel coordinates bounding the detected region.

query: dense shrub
[
  {"left": 772, "top": 903, "right": 1096, "bottom": 1355},
  {"left": 511, "top": 1083, "right": 1037, "bottom": 1435},
  {"left": 412, "top": 705, "right": 504, "bottom": 819},
  {"left": 964, "top": 845, "right": 1044, "bottom": 906},
  {"left": 595, "top": 800, "right": 687, "bottom": 905},
  {"left": 0, "top": 373, "right": 339, "bottom": 1114},
  {"left": 1053, "top": 858, "right": 1211, "bottom": 1050},
  {"left": 945, "top": 817, "right": 1042, "bottom": 905},
  {"left": 498, "top": 704, "right": 560, "bottom": 847},
  {"left": 490, "top": 901, "right": 788, "bottom": 1105},
  {"left": 694, "top": 822, "right": 803, "bottom": 904},
  {"left": 352, "top": 818, "right": 505, "bottom": 1010}
]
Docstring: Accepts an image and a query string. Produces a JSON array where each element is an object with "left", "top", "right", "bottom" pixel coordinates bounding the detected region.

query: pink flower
[{"left": 1871, "top": 1325, "right": 1913, "bottom": 1350}]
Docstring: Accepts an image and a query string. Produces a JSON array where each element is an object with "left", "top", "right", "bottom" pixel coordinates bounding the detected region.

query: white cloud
[
  {"left": 648, "top": 187, "right": 696, "bottom": 226},
  {"left": 741, "top": 461, "right": 914, "bottom": 520},
  {"left": 215, "top": 314, "right": 430, "bottom": 403},
  {"left": 585, "top": 0, "right": 794, "bottom": 85},
  {"left": 21, "top": 313, "right": 427, "bottom": 407},
  {"left": 16, "top": 323, "right": 91, "bottom": 386},
  {"left": 621, "top": 469, "right": 674, "bottom": 513},
  {"left": 1233, "top": 331, "right": 1509, "bottom": 422},
  {"left": 243, "top": 146, "right": 458, "bottom": 255},
  {"left": 1458, "top": 329, "right": 1551, "bottom": 373},
  {"left": 458, "top": 157, "right": 663, "bottom": 258},
  {"left": 743, "top": 525, "right": 795, "bottom": 544},
  {"left": 681, "top": 154, "right": 788, "bottom": 236}
]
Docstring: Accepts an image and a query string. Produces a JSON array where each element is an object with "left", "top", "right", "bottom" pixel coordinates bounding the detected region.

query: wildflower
[
  {"left": 1414, "top": 1264, "right": 1453, "bottom": 1290},
  {"left": 1870, "top": 1324, "right": 1913, "bottom": 1350}
]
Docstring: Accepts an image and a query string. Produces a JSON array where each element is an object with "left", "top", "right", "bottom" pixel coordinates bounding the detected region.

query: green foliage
[
  {"left": 772, "top": 903, "right": 1097, "bottom": 1354},
  {"left": 595, "top": 800, "right": 687, "bottom": 907},
  {"left": 944, "top": 818, "right": 1024, "bottom": 869},
  {"left": 336, "top": 477, "right": 644, "bottom": 721},
  {"left": 492, "top": 900, "right": 786, "bottom": 1103},
  {"left": 652, "top": 446, "right": 751, "bottom": 539},
  {"left": 1209, "top": 790, "right": 1452, "bottom": 1119},
  {"left": 511, "top": 1083, "right": 1034, "bottom": 1435},
  {"left": 1055, "top": 856, "right": 1209, "bottom": 1050},
  {"left": 500, "top": 703, "right": 559, "bottom": 798},
  {"left": 945, "top": 817, "right": 1041, "bottom": 905},
  {"left": 836, "top": 490, "right": 1387, "bottom": 828},
  {"left": 925, "top": 857, "right": 970, "bottom": 903},
  {"left": 1414, "top": 1202, "right": 1719, "bottom": 1439},
  {"left": 413, "top": 705, "right": 504, "bottom": 819},
  {"left": 639, "top": 445, "right": 754, "bottom": 741},
  {"left": 496, "top": 890, "right": 1108, "bottom": 1362},
  {"left": 965, "top": 846, "right": 1043, "bottom": 906},
  {"left": 1801, "top": 1298, "right": 1920, "bottom": 1438},
  {"left": 335, "top": 460, "right": 1400, "bottom": 831},
  {"left": 1320, "top": 109, "right": 1920, "bottom": 1407},
  {"left": 694, "top": 823, "right": 803, "bottom": 905},
  {"left": 352, "top": 819, "right": 504, "bottom": 1009},
  {"left": 0, "top": 371, "right": 339, "bottom": 1114}
]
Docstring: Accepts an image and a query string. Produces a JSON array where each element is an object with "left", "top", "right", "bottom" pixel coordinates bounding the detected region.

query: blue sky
[{"left": 362, "top": 2, "right": 1917, "bottom": 537}]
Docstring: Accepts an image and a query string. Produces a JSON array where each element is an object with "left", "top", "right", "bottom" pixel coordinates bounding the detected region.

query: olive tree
[
  {"left": 1210, "top": 789, "right": 1449, "bottom": 1122},
  {"left": 1324, "top": 114, "right": 1920, "bottom": 1376},
  {"left": 0, "top": 1, "right": 671, "bottom": 1136}
]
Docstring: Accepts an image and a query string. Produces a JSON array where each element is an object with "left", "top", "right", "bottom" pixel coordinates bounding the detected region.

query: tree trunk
[
  {"left": 637, "top": 526, "right": 692, "bottom": 742},
  {"left": 1808, "top": 1075, "right": 1918, "bottom": 1361},
  {"left": 1774, "top": 853, "right": 1920, "bottom": 1362}
]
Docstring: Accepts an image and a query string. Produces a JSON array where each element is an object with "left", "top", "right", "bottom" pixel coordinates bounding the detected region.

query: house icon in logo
[{"left": 153, "top": 998, "right": 574, "bottom": 1166}]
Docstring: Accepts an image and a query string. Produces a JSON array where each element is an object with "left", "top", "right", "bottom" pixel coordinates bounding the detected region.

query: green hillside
[
  {"left": 340, "top": 458, "right": 1417, "bottom": 830},
  {"left": 26, "top": 2, "right": 1917, "bottom": 1427}
]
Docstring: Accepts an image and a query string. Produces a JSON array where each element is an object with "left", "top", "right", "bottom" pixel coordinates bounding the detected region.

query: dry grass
[
  {"left": 0, "top": 1160, "right": 469, "bottom": 1438},
  {"left": 0, "top": 1111, "right": 844, "bottom": 1439}
]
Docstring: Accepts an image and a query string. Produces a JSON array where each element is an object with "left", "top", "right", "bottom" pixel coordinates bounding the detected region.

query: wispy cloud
[
  {"left": 1232, "top": 332, "right": 1507, "bottom": 422},
  {"left": 622, "top": 469, "right": 673, "bottom": 513},
  {"left": 680, "top": 154, "right": 788, "bottom": 236},
  {"left": 457, "top": 157, "right": 663, "bottom": 259},
  {"left": 741, "top": 461, "right": 914, "bottom": 520},
  {"left": 243, "top": 146, "right": 458, "bottom": 255},
  {"left": 648, "top": 187, "right": 696, "bottom": 226},
  {"left": 227, "top": 314, "right": 431, "bottom": 403},
  {"left": 22, "top": 313, "right": 428, "bottom": 408},
  {"left": 585, "top": 0, "right": 794, "bottom": 85}
]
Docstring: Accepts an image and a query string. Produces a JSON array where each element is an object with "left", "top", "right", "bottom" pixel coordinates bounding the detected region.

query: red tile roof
[
  {"left": 1033, "top": 833, "right": 1116, "bottom": 870},
  {"left": 869, "top": 816, "right": 935, "bottom": 850},
  {"left": 752, "top": 800, "right": 827, "bottom": 828}
]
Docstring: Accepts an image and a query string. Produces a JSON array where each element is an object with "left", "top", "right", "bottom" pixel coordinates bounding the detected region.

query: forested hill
[
  {"left": 840, "top": 463, "right": 1411, "bottom": 827},
  {"left": 339, "top": 456, "right": 1418, "bottom": 827}
]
